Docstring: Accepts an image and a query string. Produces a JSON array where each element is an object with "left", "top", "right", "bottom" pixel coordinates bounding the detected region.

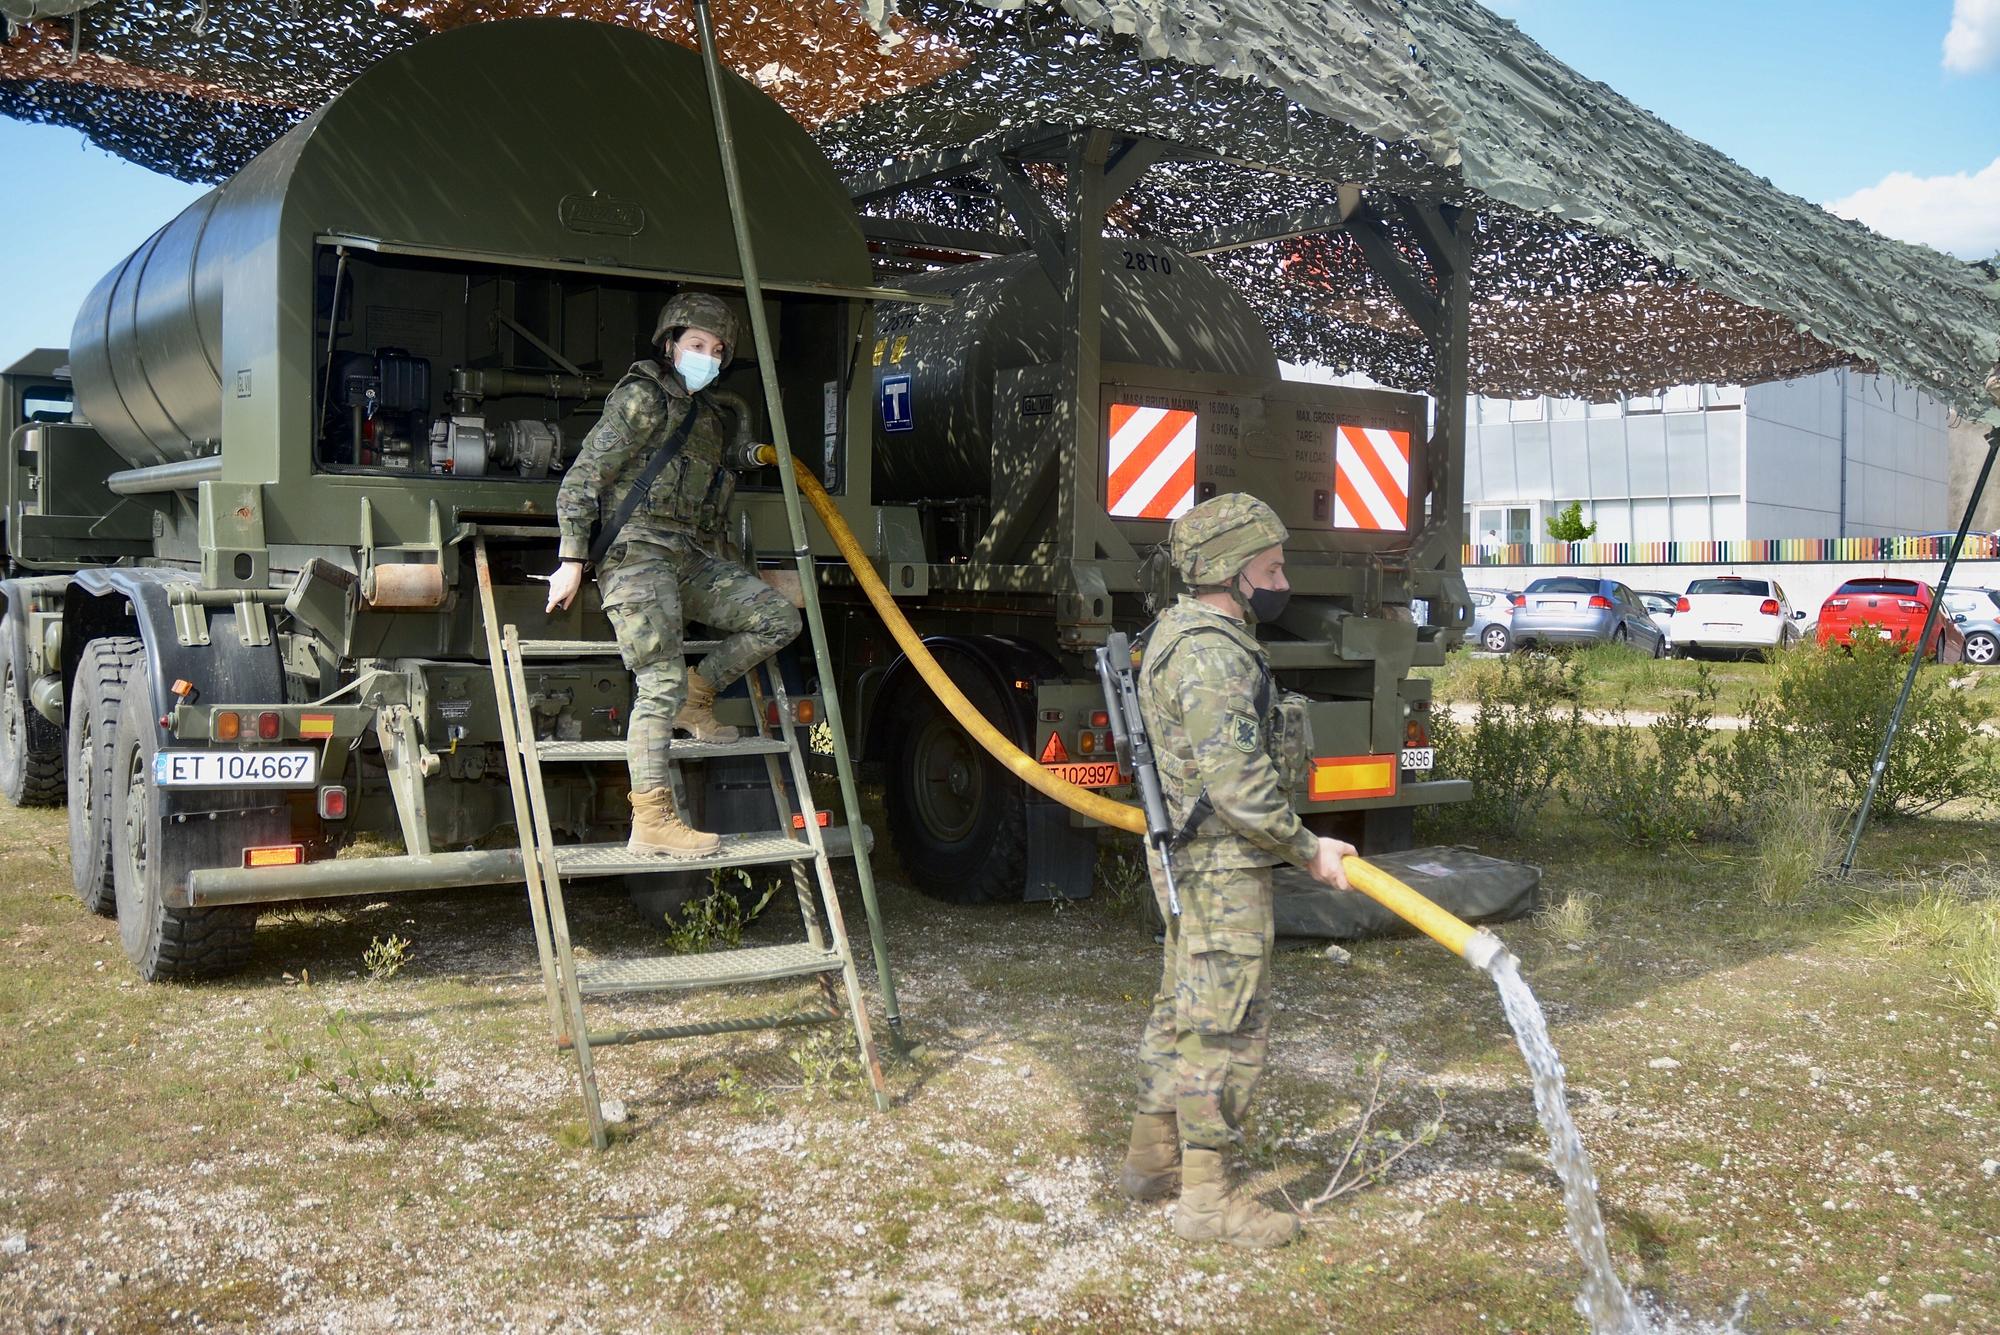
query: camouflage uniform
[
  {"left": 1131, "top": 499, "right": 1316, "bottom": 1154},
  {"left": 556, "top": 326, "right": 800, "bottom": 791}
]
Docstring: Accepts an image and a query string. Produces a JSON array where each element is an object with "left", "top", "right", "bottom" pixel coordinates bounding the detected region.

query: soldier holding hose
[
  {"left": 544, "top": 291, "right": 800, "bottom": 857},
  {"left": 1117, "top": 492, "right": 1356, "bottom": 1250}
]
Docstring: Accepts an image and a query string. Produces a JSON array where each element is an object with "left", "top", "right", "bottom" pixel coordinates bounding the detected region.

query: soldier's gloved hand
[
  {"left": 1310, "top": 836, "right": 1358, "bottom": 891},
  {"left": 545, "top": 561, "right": 585, "bottom": 613}
]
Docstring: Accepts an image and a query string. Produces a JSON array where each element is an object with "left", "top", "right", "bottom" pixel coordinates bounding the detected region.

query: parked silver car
[
  {"left": 1466, "top": 587, "right": 1518, "bottom": 653},
  {"left": 1943, "top": 587, "right": 2000, "bottom": 666},
  {"left": 1510, "top": 577, "right": 1667, "bottom": 655}
]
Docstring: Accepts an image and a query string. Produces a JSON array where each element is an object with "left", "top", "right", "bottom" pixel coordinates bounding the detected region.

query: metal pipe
[
  {"left": 449, "top": 367, "right": 617, "bottom": 405},
  {"left": 107, "top": 455, "right": 222, "bottom": 495},
  {"left": 691, "top": 0, "right": 905, "bottom": 1039},
  {"left": 186, "top": 847, "right": 525, "bottom": 906},
  {"left": 1840, "top": 422, "right": 2000, "bottom": 875}
]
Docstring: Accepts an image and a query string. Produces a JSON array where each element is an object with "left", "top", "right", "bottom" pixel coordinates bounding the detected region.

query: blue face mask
[{"left": 674, "top": 348, "right": 721, "bottom": 393}]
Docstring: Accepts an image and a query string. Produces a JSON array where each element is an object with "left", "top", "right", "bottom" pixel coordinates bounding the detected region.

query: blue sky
[{"left": 1, "top": 0, "right": 1996, "bottom": 362}]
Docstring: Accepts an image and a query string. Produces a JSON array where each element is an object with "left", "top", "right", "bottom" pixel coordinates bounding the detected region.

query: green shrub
[
  {"left": 1718, "top": 637, "right": 1993, "bottom": 820},
  {"left": 1573, "top": 668, "right": 1720, "bottom": 845},
  {"left": 664, "top": 869, "right": 779, "bottom": 954},
  {"left": 1428, "top": 653, "right": 1583, "bottom": 837}
]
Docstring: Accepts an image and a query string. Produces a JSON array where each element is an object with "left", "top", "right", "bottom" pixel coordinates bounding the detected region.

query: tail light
[
  {"left": 1828, "top": 598, "right": 1849, "bottom": 609},
  {"left": 317, "top": 785, "right": 349, "bottom": 820},
  {"left": 1675, "top": 597, "right": 1690, "bottom": 613},
  {"left": 1404, "top": 717, "right": 1431, "bottom": 748},
  {"left": 791, "top": 811, "right": 832, "bottom": 829},
  {"left": 1090, "top": 710, "right": 1110, "bottom": 728},
  {"left": 1588, "top": 595, "right": 1613, "bottom": 610},
  {"left": 1758, "top": 599, "right": 1780, "bottom": 616},
  {"left": 257, "top": 710, "right": 282, "bottom": 740},
  {"left": 766, "top": 699, "right": 818, "bottom": 727},
  {"left": 213, "top": 711, "right": 241, "bottom": 741},
  {"left": 1078, "top": 730, "right": 1097, "bottom": 754},
  {"left": 1897, "top": 599, "right": 1922, "bottom": 612}
]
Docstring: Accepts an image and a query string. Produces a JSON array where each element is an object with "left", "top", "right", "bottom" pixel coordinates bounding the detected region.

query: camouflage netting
[{"left": 4, "top": 0, "right": 1995, "bottom": 419}]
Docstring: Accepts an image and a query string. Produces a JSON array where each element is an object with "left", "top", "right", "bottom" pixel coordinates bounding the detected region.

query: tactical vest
[
  {"left": 1137, "top": 610, "right": 1314, "bottom": 850},
  {"left": 613, "top": 365, "right": 740, "bottom": 539}
]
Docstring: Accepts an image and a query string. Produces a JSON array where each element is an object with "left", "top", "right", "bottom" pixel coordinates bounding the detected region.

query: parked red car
[{"left": 1815, "top": 578, "right": 1967, "bottom": 661}]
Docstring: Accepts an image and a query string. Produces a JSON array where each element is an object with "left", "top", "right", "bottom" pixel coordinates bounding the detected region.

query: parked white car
[
  {"left": 1466, "top": 587, "right": 1518, "bottom": 653},
  {"left": 1669, "top": 575, "right": 1802, "bottom": 658}
]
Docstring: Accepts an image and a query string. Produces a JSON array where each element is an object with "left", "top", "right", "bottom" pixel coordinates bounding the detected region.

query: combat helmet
[
  {"left": 1170, "top": 492, "right": 1288, "bottom": 588},
  {"left": 652, "top": 291, "right": 739, "bottom": 367}
]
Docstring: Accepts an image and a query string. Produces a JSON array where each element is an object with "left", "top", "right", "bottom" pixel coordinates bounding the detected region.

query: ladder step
[
  {"left": 568, "top": 1009, "right": 839, "bottom": 1047},
  {"left": 577, "top": 942, "right": 845, "bottom": 995},
  {"left": 535, "top": 736, "right": 789, "bottom": 762},
  {"left": 552, "top": 831, "right": 814, "bottom": 879},
  {"left": 515, "top": 637, "right": 721, "bottom": 658}
]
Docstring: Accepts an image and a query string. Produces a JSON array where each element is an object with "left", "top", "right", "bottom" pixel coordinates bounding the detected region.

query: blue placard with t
[{"left": 880, "top": 374, "right": 914, "bottom": 433}]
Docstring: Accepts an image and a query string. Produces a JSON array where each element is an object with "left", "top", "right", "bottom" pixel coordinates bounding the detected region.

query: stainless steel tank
[{"left": 871, "top": 247, "right": 1278, "bottom": 502}]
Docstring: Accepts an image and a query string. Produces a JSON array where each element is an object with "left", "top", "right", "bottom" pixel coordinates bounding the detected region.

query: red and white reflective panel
[
  {"left": 1106, "top": 404, "right": 1197, "bottom": 520},
  {"left": 1333, "top": 425, "right": 1411, "bottom": 531}
]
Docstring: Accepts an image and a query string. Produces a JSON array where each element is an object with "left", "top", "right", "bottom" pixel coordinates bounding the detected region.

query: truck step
[
  {"left": 534, "top": 736, "right": 789, "bottom": 762},
  {"left": 551, "top": 831, "right": 814, "bottom": 879},
  {"left": 516, "top": 637, "right": 721, "bottom": 658},
  {"left": 577, "top": 942, "right": 844, "bottom": 996}
]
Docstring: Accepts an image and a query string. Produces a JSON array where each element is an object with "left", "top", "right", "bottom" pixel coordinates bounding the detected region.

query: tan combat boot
[
  {"left": 1172, "top": 1148, "right": 1300, "bottom": 1249},
  {"left": 1118, "top": 1111, "right": 1182, "bottom": 1200},
  {"left": 673, "top": 669, "right": 740, "bottom": 744},
  {"left": 627, "top": 787, "right": 722, "bottom": 857}
]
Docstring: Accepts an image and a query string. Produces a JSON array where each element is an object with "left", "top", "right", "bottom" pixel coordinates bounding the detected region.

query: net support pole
[{"left": 690, "top": 0, "right": 904, "bottom": 1035}]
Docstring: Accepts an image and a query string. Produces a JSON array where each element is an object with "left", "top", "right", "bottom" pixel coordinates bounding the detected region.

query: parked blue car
[{"left": 1509, "top": 577, "right": 1668, "bottom": 655}]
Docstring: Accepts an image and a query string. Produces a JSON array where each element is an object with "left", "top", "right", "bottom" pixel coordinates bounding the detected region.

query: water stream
[{"left": 1482, "top": 947, "right": 1648, "bottom": 1335}]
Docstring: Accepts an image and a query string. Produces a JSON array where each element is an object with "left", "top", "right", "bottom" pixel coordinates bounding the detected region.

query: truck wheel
[
  {"left": 885, "top": 666, "right": 1024, "bottom": 904},
  {"left": 67, "top": 636, "right": 143, "bottom": 914},
  {"left": 0, "top": 621, "right": 64, "bottom": 807},
  {"left": 108, "top": 683, "right": 258, "bottom": 981}
]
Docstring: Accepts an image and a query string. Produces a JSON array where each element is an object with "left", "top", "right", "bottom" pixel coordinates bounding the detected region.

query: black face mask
[{"left": 1234, "top": 572, "right": 1290, "bottom": 625}]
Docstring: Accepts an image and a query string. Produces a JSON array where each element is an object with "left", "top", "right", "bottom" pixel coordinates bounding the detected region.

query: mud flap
[
  {"left": 1021, "top": 795, "right": 1097, "bottom": 902},
  {"left": 1273, "top": 844, "right": 1542, "bottom": 941}
]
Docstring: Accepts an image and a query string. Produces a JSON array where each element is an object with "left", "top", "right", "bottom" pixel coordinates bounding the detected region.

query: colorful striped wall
[{"left": 1462, "top": 534, "right": 2000, "bottom": 567}]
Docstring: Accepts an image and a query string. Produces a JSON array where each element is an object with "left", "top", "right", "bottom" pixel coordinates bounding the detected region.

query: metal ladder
[{"left": 472, "top": 537, "right": 889, "bottom": 1148}]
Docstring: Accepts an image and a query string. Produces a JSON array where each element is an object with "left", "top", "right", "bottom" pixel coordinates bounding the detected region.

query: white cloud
[
  {"left": 1943, "top": 0, "right": 2000, "bottom": 72},
  {"left": 1824, "top": 156, "right": 2000, "bottom": 260}
]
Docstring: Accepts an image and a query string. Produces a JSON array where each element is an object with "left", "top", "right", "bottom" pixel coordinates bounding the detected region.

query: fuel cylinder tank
[{"left": 871, "top": 247, "right": 1277, "bottom": 503}]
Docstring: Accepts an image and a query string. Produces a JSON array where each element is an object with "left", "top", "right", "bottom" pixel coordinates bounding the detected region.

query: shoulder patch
[{"left": 1228, "top": 711, "right": 1260, "bottom": 752}]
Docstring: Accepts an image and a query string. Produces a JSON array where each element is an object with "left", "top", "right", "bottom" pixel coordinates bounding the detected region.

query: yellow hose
[{"left": 772, "top": 450, "right": 1500, "bottom": 968}]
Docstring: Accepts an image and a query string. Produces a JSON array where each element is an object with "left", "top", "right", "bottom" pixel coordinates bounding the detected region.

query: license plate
[
  {"left": 1879, "top": 629, "right": 1895, "bottom": 640},
  {"left": 1707, "top": 623, "right": 1741, "bottom": 633},
  {"left": 1541, "top": 600, "right": 1575, "bottom": 609},
  {"left": 1044, "top": 761, "right": 1124, "bottom": 789},
  {"left": 1400, "top": 747, "right": 1435, "bottom": 771},
  {"left": 154, "top": 749, "right": 317, "bottom": 788}
]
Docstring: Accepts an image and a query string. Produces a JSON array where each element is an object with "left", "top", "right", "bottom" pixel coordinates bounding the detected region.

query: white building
[{"left": 1463, "top": 368, "right": 1953, "bottom": 545}]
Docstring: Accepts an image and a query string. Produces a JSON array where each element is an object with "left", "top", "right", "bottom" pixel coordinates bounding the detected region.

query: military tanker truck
[{"left": 0, "top": 18, "right": 1471, "bottom": 981}]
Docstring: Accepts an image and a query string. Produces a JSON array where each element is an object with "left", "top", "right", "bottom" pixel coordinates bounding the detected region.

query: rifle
[{"left": 1096, "top": 631, "right": 1180, "bottom": 918}]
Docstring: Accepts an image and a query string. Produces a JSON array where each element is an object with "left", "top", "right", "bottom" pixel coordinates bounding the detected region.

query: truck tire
[
  {"left": 0, "top": 624, "right": 63, "bottom": 807},
  {"left": 108, "top": 681, "right": 259, "bottom": 981},
  {"left": 67, "top": 636, "right": 144, "bottom": 914},
  {"left": 884, "top": 665, "right": 1024, "bottom": 904}
]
